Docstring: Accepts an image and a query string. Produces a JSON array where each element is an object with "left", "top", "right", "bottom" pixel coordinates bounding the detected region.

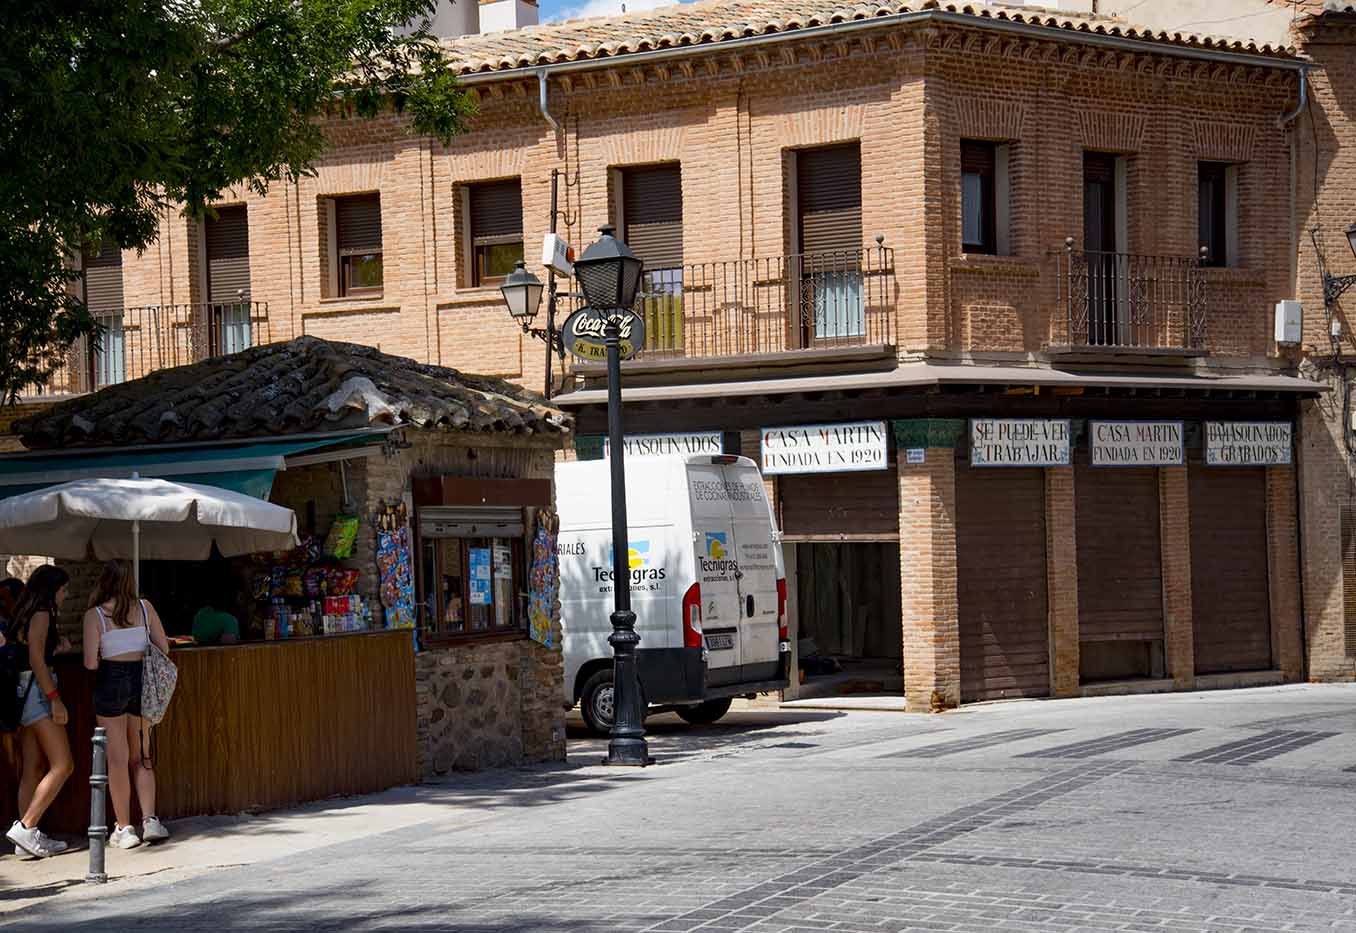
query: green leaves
[{"left": 0, "top": 0, "right": 474, "bottom": 404}]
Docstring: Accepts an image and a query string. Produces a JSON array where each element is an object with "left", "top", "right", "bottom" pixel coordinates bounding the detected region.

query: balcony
[
  {"left": 603, "top": 243, "right": 895, "bottom": 368},
  {"left": 1052, "top": 243, "right": 1207, "bottom": 355},
  {"left": 30, "top": 301, "right": 270, "bottom": 397}
]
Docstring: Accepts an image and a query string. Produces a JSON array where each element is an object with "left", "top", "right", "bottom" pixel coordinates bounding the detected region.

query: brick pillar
[
  {"left": 1266, "top": 465, "right": 1305, "bottom": 681},
  {"left": 898, "top": 450, "right": 959, "bottom": 711},
  {"left": 1045, "top": 466, "right": 1079, "bottom": 697},
  {"left": 1159, "top": 466, "right": 1195, "bottom": 689},
  {"left": 1297, "top": 397, "right": 1354, "bottom": 680}
]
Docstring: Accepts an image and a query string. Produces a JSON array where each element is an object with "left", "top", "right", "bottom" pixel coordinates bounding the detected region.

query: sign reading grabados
[
  {"left": 759, "top": 421, "right": 888, "bottom": 475},
  {"left": 604, "top": 431, "right": 723, "bottom": 458},
  {"left": 970, "top": 419, "right": 1071, "bottom": 467},
  {"left": 1089, "top": 421, "right": 1184, "bottom": 467},
  {"left": 561, "top": 307, "right": 646, "bottom": 361},
  {"left": 1205, "top": 421, "right": 1293, "bottom": 466}
]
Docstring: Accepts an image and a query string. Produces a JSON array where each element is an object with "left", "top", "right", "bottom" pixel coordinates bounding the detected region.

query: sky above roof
[{"left": 542, "top": 0, "right": 693, "bottom": 24}]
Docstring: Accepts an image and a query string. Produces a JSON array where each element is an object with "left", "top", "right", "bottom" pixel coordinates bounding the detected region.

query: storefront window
[{"left": 420, "top": 534, "right": 522, "bottom": 641}]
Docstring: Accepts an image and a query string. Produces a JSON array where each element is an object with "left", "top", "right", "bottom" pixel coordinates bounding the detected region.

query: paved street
[{"left": 9, "top": 684, "right": 1356, "bottom": 931}]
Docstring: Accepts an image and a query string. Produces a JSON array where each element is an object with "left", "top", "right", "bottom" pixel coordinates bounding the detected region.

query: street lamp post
[
  {"left": 1323, "top": 223, "right": 1356, "bottom": 309},
  {"left": 571, "top": 226, "right": 651, "bottom": 767}
]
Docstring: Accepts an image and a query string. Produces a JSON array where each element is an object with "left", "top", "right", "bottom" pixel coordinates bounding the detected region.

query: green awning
[{"left": 0, "top": 433, "right": 384, "bottom": 501}]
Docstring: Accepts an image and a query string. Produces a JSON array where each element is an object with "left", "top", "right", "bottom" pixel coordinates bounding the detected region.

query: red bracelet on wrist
[{"left": 45, "top": 689, "right": 58, "bottom": 701}]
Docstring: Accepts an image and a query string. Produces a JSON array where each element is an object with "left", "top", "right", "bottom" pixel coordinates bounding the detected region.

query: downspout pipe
[
  {"left": 538, "top": 69, "right": 560, "bottom": 135},
  {"left": 1278, "top": 68, "right": 1308, "bottom": 127}
]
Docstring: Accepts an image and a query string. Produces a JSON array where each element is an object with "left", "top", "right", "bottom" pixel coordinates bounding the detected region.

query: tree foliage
[{"left": 0, "top": 0, "right": 476, "bottom": 402}]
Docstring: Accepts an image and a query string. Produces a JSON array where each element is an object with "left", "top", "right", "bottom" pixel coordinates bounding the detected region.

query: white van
[{"left": 555, "top": 454, "right": 789, "bottom": 735}]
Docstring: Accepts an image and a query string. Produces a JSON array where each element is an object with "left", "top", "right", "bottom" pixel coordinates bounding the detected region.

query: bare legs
[
  {"left": 99, "top": 714, "right": 156, "bottom": 827},
  {"left": 17, "top": 718, "right": 73, "bottom": 829}
]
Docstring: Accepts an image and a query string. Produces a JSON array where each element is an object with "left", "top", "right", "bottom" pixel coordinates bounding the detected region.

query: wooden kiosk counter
[{"left": 1, "top": 630, "right": 417, "bottom": 834}]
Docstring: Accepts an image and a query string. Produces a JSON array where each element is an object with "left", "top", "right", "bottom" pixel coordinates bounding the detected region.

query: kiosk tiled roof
[
  {"left": 442, "top": 0, "right": 1301, "bottom": 76},
  {"left": 17, "top": 337, "right": 571, "bottom": 448}
]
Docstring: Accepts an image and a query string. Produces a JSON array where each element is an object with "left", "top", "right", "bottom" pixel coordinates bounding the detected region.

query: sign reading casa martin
[
  {"left": 760, "top": 421, "right": 888, "bottom": 475},
  {"left": 970, "top": 419, "right": 1071, "bottom": 467},
  {"left": 1090, "top": 421, "right": 1185, "bottom": 467},
  {"left": 605, "top": 432, "right": 723, "bottom": 458},
  {"left": 560, "top": 307, "right": 646, "bottom": 362},
  {"left": 1205, "top": 421, "right": 1293, "bottom": 466}
]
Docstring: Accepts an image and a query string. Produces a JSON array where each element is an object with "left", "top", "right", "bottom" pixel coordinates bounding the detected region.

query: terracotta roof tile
[
  {"left": 441, "top": 0, "right": 1300, "bottom": 76},
  {"left": 16, "top": 337, "right": 572, "bottom": 449}
]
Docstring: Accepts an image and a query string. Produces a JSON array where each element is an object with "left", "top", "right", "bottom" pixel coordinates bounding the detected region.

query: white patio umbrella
[{"left": 0, "top": 476, "right": 299, "bottom": 589}]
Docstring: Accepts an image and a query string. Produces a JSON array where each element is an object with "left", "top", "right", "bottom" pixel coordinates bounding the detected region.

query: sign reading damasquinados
[
  {"left": 561, "top": 307, "right": 646, "bottom": 361},
  {"left": 970, "top": 419, "right": 1071, "bottom": 467},
  {"left": 604, "top": 432, "right": 723, "bottom": 458},
  {"left": 1089, "top": 421, "right": 1184, "bottom": 466},
  {"left": 760, "top": 421, "right": 888, "bottom": 475},
  {"left": 1205, "top": 421, "right": 1292, "bottom": 465}
]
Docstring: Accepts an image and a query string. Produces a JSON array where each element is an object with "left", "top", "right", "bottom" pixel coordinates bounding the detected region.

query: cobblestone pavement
[{"left": 13, "top": 684, "right": 1356, "bottom": 931}]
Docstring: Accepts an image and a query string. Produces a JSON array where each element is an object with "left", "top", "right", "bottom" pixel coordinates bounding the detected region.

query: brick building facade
[{"left": 60, "top": 1, "right": 1328, "bottom": 709}]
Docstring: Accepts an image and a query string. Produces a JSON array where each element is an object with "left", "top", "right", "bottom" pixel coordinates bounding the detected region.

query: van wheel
[
  {"left": 676, "top": 698, "right": 732, "bottom": 726},
  {"left": 580, "top": 669, "right": 650, "bottom": 737}
]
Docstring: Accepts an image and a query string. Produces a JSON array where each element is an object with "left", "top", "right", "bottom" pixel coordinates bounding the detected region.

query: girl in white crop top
[{"left": 82, "top": 559, "right": 171, "bottom": 851}]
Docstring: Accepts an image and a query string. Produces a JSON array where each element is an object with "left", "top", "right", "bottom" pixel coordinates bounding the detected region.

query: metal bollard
[{"left": 86, "top": 727, "right": 108, "bottom": 884}]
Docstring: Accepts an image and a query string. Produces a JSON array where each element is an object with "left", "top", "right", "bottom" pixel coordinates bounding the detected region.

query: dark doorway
[{"left": 1083, "top": 152, "right": 1121, "bottom": 346}]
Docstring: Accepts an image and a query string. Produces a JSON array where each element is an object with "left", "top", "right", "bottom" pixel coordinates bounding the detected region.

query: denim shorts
[
  {"left": 17, "top": 671, "right": 54, "bottom": 727},
  {"left": 94, "top": 660, "right": 143, "bottom": 718}
]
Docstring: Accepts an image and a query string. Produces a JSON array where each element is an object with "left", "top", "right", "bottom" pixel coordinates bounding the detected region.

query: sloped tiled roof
[
  {"left": 16, "top": 337, "right": 571, "bottom": 449},
  {"left": 442, "top": 0, "right": 1301, "bottom": 76}
]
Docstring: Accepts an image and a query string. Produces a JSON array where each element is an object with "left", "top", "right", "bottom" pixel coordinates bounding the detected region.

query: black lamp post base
[{"left": 602, "top": 744, "right": 655, "bottom": 767}]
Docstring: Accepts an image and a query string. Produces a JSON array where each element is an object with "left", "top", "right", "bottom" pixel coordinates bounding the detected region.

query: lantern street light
[
  {"left": 572, "top": 225, "right": 651, "bottom": 767},
  {"left": 1322, "top": 223, "right": 1356, "bottom": 309}
]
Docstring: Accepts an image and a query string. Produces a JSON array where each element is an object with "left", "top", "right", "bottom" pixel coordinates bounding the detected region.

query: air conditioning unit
[{"left": 1274, "top": 300, "right": 1302, "bottom": 345}]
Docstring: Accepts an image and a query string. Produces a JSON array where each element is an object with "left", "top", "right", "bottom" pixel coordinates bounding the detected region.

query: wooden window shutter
[
  {"left": 469, "top": 180, "right": 523, "bottom": 242},
  {"left": 796, "top": 144, "right": 862, "bottom": 256},
  {"left": 1343, "top": 504, "right": 1356, "bottom": 657},
  {"left": 205, "top": 205, "right": 251, "bottom": 302},
  {"left": 622, "top": 164, "right": 683, "bottom": 270},
  {"left": 335, "top": 194, "right": 383, "bottom": 253},
  {"left": 82, "top": 243, "right": 124, "bottom": 312}
]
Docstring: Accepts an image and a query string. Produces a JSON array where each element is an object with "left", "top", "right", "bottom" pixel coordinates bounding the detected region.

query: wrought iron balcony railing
[
  {"left": 618, "top": 242, "right": 895, "bottom": 362},
  {"left": 1057, "top": 240, "right": 1207, "bottom": 351},
  {"left": 27, "top": 301, "right": 270, "bottom": 398}
]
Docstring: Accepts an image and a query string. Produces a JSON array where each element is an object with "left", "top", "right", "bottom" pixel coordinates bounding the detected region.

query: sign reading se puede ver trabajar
[{"left": 970, "top": 419, "right": 1071, "bottom": 467}]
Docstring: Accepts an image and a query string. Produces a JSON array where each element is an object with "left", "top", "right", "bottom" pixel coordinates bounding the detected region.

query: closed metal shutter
[
  {"left": 1190, "top": 463, "right": 1271, "bottom": 673},
  {"left": 779, "top": 470, "right": 898, "bottom": 541},
  {"left": 796, "top": 144, "right": 862, "bottom": 256},
  {"left": 83, "top": 244, "right": 124, "bottom": 311},
  {"left": 205, "top": 205, "right": 251, "bottom": 302},
  {"left": 956, "top": 464, "right": 1050, "bottom": 701},
  {"left": 1344, "top": 504, "right": 1356, "bottom": 658},
  {"left": 623, "top": 165, "right": 683, "bottom": 270},
  {"left": 469, "top": 180, "right": 523, "bottom": 242},
  {"left": 1075, "top": 460, "right": 1164, "bottom": 680},
  {"left": 336, "top": 194, "right": 383, "bottom": 253}
]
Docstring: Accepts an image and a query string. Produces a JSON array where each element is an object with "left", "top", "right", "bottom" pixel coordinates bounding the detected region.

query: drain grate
[
  {"left": 1018, "top": 728, "right": 1198, "bottom": 760},
  {"left": 1175, "top": 730, "right": 1339, "bottom": 766}
]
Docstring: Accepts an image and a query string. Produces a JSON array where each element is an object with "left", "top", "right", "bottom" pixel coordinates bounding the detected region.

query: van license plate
[{"left": 705, "top": 633, "right": 735, "bottom": 651}]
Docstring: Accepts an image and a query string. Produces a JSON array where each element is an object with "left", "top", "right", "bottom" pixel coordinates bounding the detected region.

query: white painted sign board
[
  {"left": 604, "top": 431, "right": 723, "bottom": 458},
  {"left": 970, "top": 419, "right": 1071, "bottom": 467},
  {"left": 1089, "top": 421, "right": 1185, "bottom": 467},
  {"left": 760, "top": 421, "right": 888, "bottom": 475},
  {"left": 1205, "top": 422, "right": 1292, "bottom": 466}
]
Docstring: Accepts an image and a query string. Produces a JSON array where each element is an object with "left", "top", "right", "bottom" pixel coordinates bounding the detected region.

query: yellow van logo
[{"left": 705, "top": 532, "right": 727, "bottom": 560}]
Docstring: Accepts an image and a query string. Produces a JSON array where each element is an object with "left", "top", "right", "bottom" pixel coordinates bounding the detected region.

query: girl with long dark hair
[
  {"left": 82, "top": 558, "right": 170, "bottom": 849},
  {"left": 6, "top": 565, "right": 73, "bottom": 859}
]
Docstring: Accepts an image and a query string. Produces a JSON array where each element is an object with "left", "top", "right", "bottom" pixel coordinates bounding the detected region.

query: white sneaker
[
  {"left": 108, "top": 825, "right": 141, "bottom": 850},
  {"left": 141, "top": 816, "right": 169, "bottom": 843},
  {"left": 6, "top": 821, "right": 54, "bottom": 859},
  {"left": 34, "top": 829, "right": 67, "bottom": 854}
]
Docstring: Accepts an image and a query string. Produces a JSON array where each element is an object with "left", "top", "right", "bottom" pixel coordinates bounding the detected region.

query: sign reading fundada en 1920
[
  {"left": 561, "top": 307, "right": 646, "bottom": 362},
  {"left": 970, "top": 419, "right": 1071, "bottom": 467},
  {"left": 1089, "top": 421, "right": 1185, "bottom": 467},
  {"left": 1205, "top": 421, "right": 1293, "bottom": 466},
  {"left": 760, "top": 421, "right": 888, "bottom": 475}
]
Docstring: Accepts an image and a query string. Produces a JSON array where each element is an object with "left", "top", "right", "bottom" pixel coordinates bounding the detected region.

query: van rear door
[
  {"left": 723, "top": 460, "right": 782, "bottom": 683},
  {"left": 687, "top": 460, "right": 743, "bottom": 682}
]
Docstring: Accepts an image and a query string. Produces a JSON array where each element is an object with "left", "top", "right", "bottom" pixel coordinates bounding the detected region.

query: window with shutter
[
  {"left": 961, "top": 140, "right": 997, "bottom": 255},
  {"left": 1343, "top": 504, "right": 1356, "bottom": 657},
  {"left": 1198, "top": 161, "right": 1232, "bottom": 268},
  {"left": 469, "top": 180, "right": 524, "bottom": 286},
  {"left": 206, "top": 205, "right": 251, "bottom": 303},
  {"left": 335, "top": 194, "right": 383, "bottom": 296},
  {"left": 82, "top": 243, "right": 124, "bottom": 312},
  {"left": 796, "top": 144, "right": 862, "bottom": 257},
  {"left": 622, "top": 164, "right": 685, "bottom": 354}
]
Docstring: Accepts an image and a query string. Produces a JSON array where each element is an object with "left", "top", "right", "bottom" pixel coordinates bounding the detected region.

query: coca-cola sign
[{"left": 561, "top": 307, "right": 646, "bottom": 361}]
